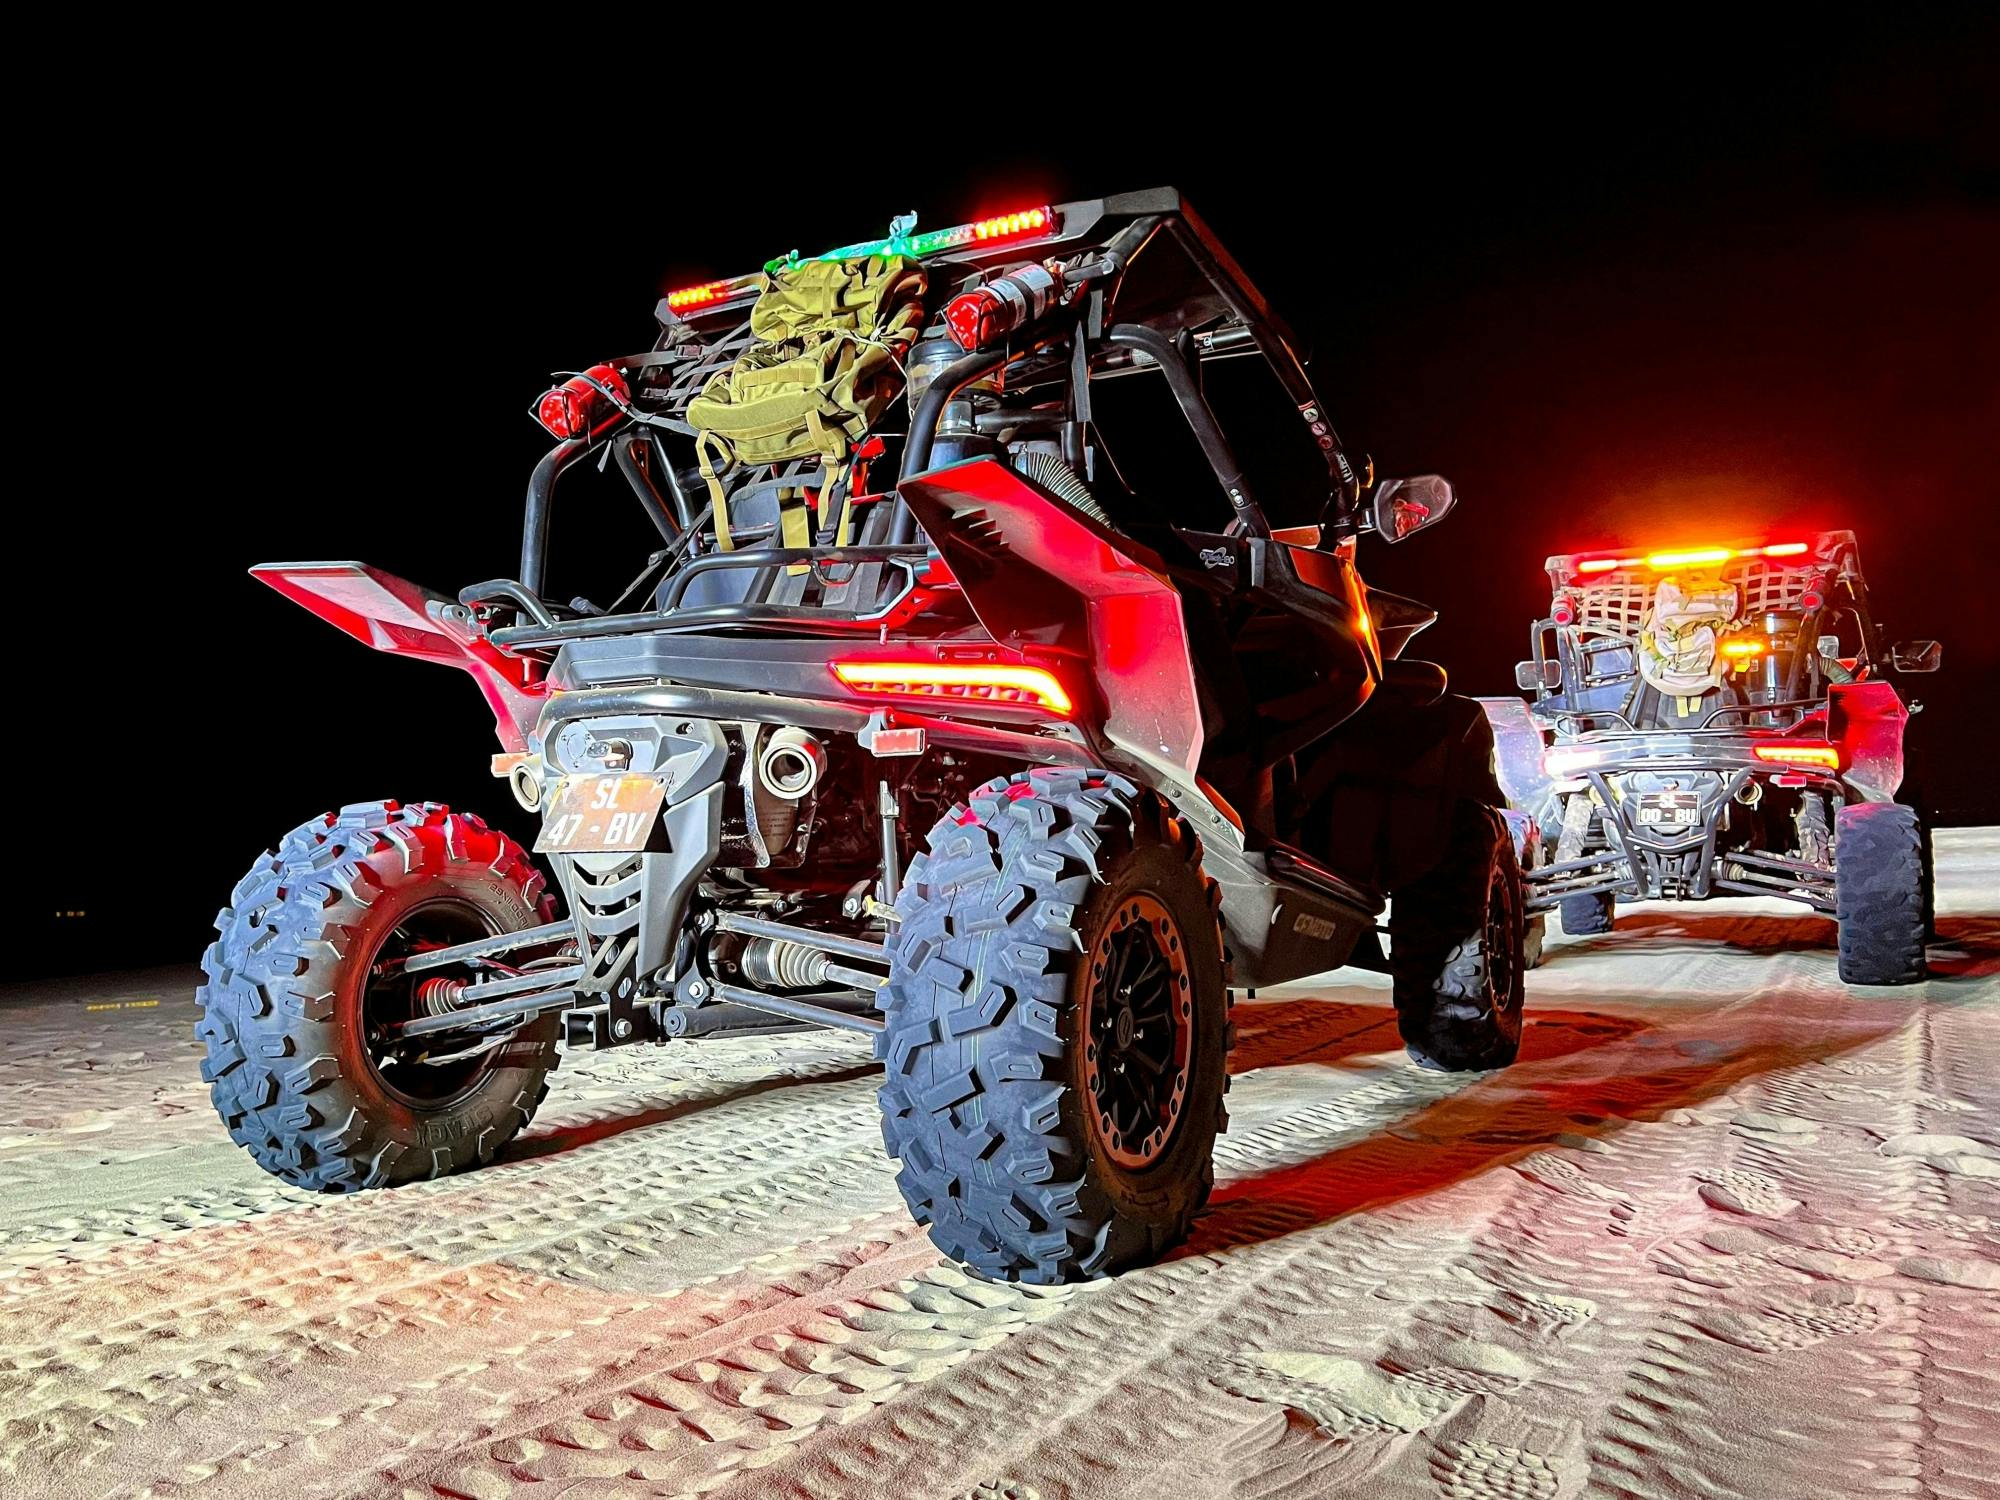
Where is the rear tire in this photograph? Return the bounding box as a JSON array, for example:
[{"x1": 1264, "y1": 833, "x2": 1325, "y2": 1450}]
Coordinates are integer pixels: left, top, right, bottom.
[
  {"x1": 196, "y1": 801, "x2": 562, "y2": 1191},
  {"x1": 877, "y1": 768, "x2": 1229, "y2": 1283},
  {"x1": 1391, "y1": 802, "x2": 1526, "y2": 1071},
  {"x1": 1834, "y1": 802, "x2": 1928, "y2": 985},
  {"x1": 1559, "y1": 891, "x2": 1616, "y2": 936}
]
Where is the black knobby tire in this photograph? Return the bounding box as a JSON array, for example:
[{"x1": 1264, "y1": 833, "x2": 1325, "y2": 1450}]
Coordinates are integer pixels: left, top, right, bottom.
[
  {"x1": 876, "y1": 768, "x2": 1230, "y2": 1283},
  {"x1": 1390, "y1": 802, "x2": 1527, "y2": 1071},
  {"x1": 196, "y1": 801, "x2": 563, "y2": 1191},
  {"x1": 1559, "y1": 890, "x2": 1615, "y2": 936},
  {"x1": 1834, "y1": 801, "x2": 1929, "y2": 985}
]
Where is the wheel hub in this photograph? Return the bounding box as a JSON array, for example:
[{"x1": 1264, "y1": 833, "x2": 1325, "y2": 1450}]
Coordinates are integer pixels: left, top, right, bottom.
[{"x1": 1081, "y1": 894, "x2": 1194, "y2": 1170}]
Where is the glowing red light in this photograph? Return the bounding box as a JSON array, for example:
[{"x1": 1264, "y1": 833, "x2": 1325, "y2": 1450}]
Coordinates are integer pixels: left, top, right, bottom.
[
  {"x1": 1752, "y1": 742, "x2": 1842, "y2": 770},
  {"x1": 832, "y1": 659, "x2": 1073, "y2": 716},
  {"x1": 666, "y1": 279, "x2": 733, "y2": 311},
  {"x1": 972, "y1": 208, "x2": 1048, "y2": 241}
]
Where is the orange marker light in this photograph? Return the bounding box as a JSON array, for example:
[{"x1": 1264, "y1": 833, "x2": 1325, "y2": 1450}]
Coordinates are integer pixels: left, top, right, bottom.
[
  {"x1": 1760, "y1": 541, "x2": 1809, "y2": 557},
  {"x1": 1721, "y1": 639, "x2": 1767, "y2": 657},
  {"x1": 832, "y1": 660, "x2": 1073, "y2": 716},
  {"x1": 1646, "y1": 546, "x2": 1735, "y2": 570},
  {"x1": 1577, "y1": 558, "x2": 1633, "y2": 574},
  {"x1": 1752, "y1": 742, "x2": 1842, "y2": 770}
]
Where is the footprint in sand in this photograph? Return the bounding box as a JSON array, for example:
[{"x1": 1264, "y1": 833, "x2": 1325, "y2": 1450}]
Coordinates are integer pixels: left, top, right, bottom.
[
  {"x1": 1428, "y1": 1396, "x2": 1588, "y2": 1500},
  {"x1": 1693, "y1": 1167, "x2": 1802, "y2": 1218},
  {"x1": 958, "y1": 1484, "x2": 1040, "y2": 1500},
  {"x1": 1216, "y1": 1351, "x2": 1460, "y2": 1437},
  {"x1": 1690, "y1": 1284, "x2": 1895, "y2": 1354},
  {"x1": 1877, "y1": 1133, "x2": 2000, "y2": 1178}
]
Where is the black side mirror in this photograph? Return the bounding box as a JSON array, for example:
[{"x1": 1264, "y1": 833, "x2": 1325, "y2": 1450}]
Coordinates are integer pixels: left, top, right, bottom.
[
  {"x1": 1890, "y1": 639, "x2": 1942, "y2": 672},
  {"x1": 1516, "y1": 659, "x2": 1562, "y2": 691},
  {"x1": 1369, "y1": 475, "x2": 1456, "y2": 542}
]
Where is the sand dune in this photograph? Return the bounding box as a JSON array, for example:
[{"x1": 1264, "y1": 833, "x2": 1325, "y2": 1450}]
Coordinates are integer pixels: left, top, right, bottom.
[{"x1": 1, "y1": 832, "x2": 1994, "y2": 1500}]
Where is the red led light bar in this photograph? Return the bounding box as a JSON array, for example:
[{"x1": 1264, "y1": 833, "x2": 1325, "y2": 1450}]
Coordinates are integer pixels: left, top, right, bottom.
[
  {"x1": 666, "y1": 279, "x2": 733, "y2": 311},
  {"x1": 1752, "y1": 741, "x2": 1842, "y2": 770},
  {"x1": 832, "y1": 660, "x2": 1073, "y2": 716},
  {"x1": 1571, "y1": 541, "x2": 1813, "y2": 577}
]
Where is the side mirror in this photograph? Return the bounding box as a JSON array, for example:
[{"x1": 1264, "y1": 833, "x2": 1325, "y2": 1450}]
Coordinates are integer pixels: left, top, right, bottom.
[
  {"x1": 1516, "y1": 659, "x2": 1562, "y2": 691},
  {"x1": 1890, "y1": 639, "x2": 1942, "y2": 673},
  {"x1": 1369, "y1": 475, "x2": 1456, "y2": 543}
]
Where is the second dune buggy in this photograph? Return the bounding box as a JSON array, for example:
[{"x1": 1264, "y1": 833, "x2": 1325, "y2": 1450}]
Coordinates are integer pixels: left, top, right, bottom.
[
  {"x1": 1481, "y1": 530, "x2": 1941, "y2": 984},
  {"x1": 199, "y1": 190, "x2": 1523, "y2": 1281}
]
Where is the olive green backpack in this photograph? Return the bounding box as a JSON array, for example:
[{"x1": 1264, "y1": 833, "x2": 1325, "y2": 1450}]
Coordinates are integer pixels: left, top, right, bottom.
[{"x1": 687, "y1": 254, "x2": 927, "y2": 560}]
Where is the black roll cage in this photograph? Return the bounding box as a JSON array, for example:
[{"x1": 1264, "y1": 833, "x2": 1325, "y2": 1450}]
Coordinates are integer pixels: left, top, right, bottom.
[{"x1": 486, "y1": 190, "x2": 1360, "y2": 646}]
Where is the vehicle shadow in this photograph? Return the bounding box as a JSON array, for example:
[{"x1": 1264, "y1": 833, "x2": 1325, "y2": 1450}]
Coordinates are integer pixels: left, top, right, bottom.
[
  {"x1": 1227, "y1": 998, "x2": 1403, "y2": 1074},
  {"x1": 1925, "y1": 915, "x2": 2000, "y2": 982},
  {"x1": 1181, "y1": 988, "x2": 1905, "y2": 1260},
  {"x1": 499, "y1": 1062, "x2": 881, "y2": 1162},
  {"x1": 1562, "y1": 910, "x2": 1998, "y2": 983}
]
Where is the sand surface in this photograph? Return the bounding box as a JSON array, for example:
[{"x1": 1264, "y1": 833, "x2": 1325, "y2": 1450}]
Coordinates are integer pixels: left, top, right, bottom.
[{"x1": 2, "y1": 831, "x2": 1994, "y2": 1500}]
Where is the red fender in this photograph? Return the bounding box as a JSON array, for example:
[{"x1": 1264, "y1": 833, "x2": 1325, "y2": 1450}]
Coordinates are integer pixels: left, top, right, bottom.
[
  {"x1": 1828, "y1": 679, "x2": 1908, "y2": 796},
  {"x1": 251, "y1": 562, "x2": 546, "y2": 751}
]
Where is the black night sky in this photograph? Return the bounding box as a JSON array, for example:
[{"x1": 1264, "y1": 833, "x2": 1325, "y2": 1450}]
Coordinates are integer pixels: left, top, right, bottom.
[{"x1": 19, "y1": 22, "x2": 1998, "y2": 977}]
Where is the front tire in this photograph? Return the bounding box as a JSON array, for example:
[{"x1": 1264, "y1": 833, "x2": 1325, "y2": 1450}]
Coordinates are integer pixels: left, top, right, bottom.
[
  {"x1": 1835, "y1": 802, "x2": 1928, "y2": 985},
  {"x1": 1390, "y1": 802, "x2": 1527, "y2": 1071},
  {"x1": 196, "y1": 801, "x2": 562, "y2": 1191},
  {"x1": 1559, "y1": 890, "x2": 1616, "y2": 936},
  {"x1": 877, "y1": 769, "x2": 1230, "y2": 1283}
]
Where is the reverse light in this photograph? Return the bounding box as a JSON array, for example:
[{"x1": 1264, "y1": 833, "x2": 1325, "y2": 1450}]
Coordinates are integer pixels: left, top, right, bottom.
[
  {"x1": 1752, "y1": 741, "x2": 1842, "y2": 770},
  {"x1": 532, "y1": 364, "x2": 628, "y2": 440},
  {"x1": 832, "y1": 660, "x2": 1073, "y2": 716}
]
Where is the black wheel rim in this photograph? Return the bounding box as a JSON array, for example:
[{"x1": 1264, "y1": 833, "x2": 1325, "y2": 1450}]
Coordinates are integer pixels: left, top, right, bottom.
[
  {"x1": 361, "y1": 899, "x2": 502, "y2": 1107},
  {"x1": 1081, "y1": 895, "x2": 1194, "y2": 1169}
]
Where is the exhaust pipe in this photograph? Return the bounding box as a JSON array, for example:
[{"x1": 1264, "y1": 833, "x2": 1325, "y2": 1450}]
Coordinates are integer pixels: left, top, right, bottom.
[
  {"x1": 758, "y1": 727, "x2": 827, "y2": 800},
  {"x1": 509, "y1": 759, "x2": 543, "y2": 812}
]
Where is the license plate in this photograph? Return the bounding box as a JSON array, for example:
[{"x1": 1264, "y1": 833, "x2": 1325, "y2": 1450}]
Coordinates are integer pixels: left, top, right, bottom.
[
  {"x1": 535, "y1": 774, "x2": 667, "y2": 854},
  {"x1": 1635, "y1": 793, "x2": 1702, "y2": 828}
]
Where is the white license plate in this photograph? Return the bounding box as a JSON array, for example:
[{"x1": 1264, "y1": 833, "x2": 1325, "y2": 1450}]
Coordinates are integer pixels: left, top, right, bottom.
[
  {"x1": 535, "y1": 774, "x2": 666, "y2": 854},
  {"x1": 1636, "y1": 796, "x2": 1701, "y2": 827}
]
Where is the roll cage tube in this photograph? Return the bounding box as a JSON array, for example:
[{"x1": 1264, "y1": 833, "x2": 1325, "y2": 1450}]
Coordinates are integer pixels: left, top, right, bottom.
[
  {"x1": 1158, "y1": 211, "x2": 1362, "y2": 531},
  {"x1": 1101, "y1": 324, "x2": 1268, "y2": 536}
]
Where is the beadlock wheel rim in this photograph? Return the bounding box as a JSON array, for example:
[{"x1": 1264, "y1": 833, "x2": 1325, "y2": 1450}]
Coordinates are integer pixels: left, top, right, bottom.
[{"x1": 1080, "y1": 894, "x2": 1194, "y2": 1170}]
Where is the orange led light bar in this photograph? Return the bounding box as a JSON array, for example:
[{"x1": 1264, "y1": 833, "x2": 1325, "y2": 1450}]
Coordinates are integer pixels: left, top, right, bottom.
[
  {"x1": 1721, "y1": 638, "x2": 1767, "y2": 657},
  {"x1": 1646, "y1": 546, "x2": 1734, "y2": 569},
  {"x1": 1752, "y1": 742, "x2": 1842, "y2": 770},
  {"x1": 832, "y1": 660, "x2": 1074, "y2": 716},
  {"x1": 1573, "y1": 541, "x2": 1812, "y2": 577}
]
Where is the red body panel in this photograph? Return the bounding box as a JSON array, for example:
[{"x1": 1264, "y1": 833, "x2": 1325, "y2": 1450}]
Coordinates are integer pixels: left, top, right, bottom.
[
  {"x1": 251, "y1": 562, "x2": 546, "y2": 751},
  {"x1": 1827, "y1": 679, "x2": 1908, "y2": 796},
  {"x1": 896, "y1": 459, "x2": 1204, "y2": 779}
]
